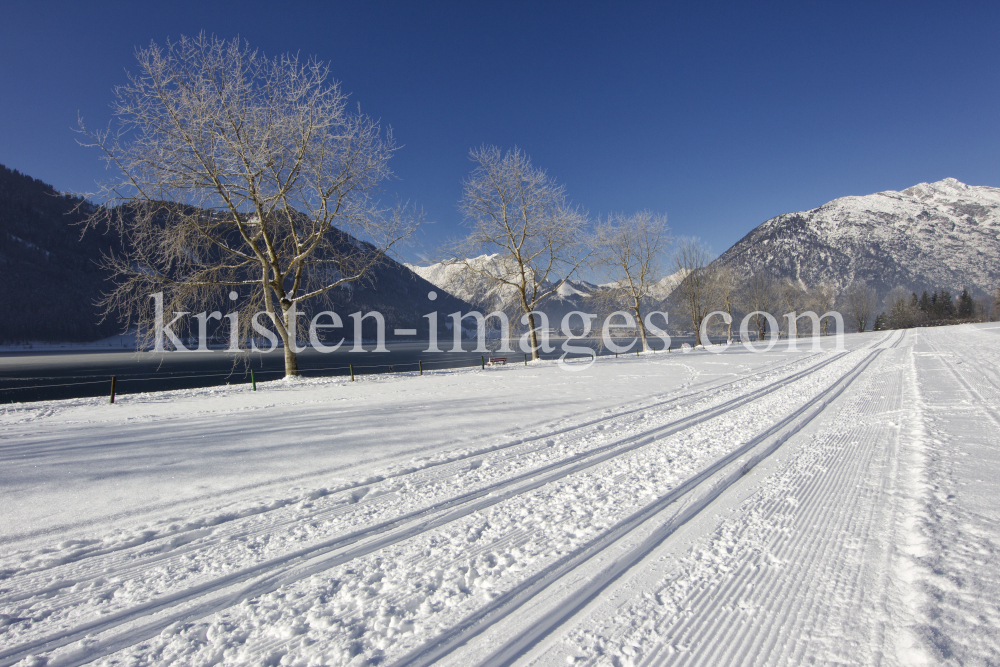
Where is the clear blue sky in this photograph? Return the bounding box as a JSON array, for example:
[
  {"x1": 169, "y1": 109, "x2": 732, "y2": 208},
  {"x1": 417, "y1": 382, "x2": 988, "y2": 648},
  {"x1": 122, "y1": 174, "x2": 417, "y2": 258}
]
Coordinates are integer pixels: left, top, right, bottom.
[{"x1": 2, "y1": 1, "x2": 998, "y2": 264}]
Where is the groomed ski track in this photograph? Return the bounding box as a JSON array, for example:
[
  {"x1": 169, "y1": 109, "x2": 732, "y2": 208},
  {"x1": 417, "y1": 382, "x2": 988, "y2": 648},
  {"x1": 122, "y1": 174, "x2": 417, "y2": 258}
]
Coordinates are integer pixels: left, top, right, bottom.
[{"x1": 2, "y1": 326, "x2": 996, "y2": 666}]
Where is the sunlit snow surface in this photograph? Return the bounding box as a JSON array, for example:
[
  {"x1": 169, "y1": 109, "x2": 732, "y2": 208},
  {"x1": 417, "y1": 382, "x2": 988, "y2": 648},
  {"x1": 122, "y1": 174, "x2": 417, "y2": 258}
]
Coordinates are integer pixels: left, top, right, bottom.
[{"x1": 1, "y1": 324, "x2": 998, "y2": 666}]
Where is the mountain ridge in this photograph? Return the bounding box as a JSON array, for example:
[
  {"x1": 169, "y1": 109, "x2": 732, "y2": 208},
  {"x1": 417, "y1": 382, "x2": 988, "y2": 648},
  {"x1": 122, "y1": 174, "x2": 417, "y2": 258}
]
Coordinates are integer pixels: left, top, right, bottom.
[{"x1": 715, "y1": 177, "x2": 1000, "y2": 298}]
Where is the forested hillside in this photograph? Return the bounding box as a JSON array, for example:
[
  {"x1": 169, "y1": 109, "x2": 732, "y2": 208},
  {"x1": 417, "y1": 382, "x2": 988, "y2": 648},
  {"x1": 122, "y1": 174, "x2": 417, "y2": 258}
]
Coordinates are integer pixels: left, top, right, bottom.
[
  {"x1": 0, "y1": 164, "x2": 123, "y2": 342},
  {"x1": 0, "y1": 164, "x2": 472, "y2": 344}
]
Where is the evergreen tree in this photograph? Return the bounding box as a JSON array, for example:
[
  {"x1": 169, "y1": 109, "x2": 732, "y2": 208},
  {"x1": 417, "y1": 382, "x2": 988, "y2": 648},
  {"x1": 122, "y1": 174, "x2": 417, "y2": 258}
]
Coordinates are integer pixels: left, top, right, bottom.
[
  {"x1": 873, "y1": 312, "x2": 888, "y2": 330},
  {"x1": 957, "y1": 288, "x2": 974, "y2": 318},
  {"x1": 919, "y1": 290, "x2": 931, "y2": 314},
  {"x1": 939, "y1": 289, "x2": 955, "y2": 319}
]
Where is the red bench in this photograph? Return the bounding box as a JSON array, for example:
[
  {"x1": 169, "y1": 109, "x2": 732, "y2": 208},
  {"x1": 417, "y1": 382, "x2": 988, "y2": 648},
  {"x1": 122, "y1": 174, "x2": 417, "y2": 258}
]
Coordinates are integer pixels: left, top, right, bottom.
[{"x1": 487, "y1": 355, "x2": 507, "y2": 366}]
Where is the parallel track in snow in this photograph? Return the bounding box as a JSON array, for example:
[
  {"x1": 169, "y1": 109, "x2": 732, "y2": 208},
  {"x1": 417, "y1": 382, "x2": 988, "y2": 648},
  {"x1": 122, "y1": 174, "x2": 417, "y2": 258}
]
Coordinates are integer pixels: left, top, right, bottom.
[
  {"x1": 630, "y1": 332, "x2": 908, "y2": 666},
  {"x1": 0, "y1": 351, "x2": 826, "y2": 611},
  {"x1": 391, "y1": 332, "x2": 901, "y2": 667},
  {"x1": 0, "y1": 349, "x2": 819, "y2": 576},
  {"x1": 0, "y1": 339, "x2": 890, "y2": 667}
]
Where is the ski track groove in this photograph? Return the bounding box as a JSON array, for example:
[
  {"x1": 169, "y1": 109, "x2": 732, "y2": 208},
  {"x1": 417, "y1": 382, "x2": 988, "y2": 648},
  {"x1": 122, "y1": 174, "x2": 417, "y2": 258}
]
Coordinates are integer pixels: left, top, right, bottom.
[{"x1": 576, "y1": 334, "x2": 908, "y2": 667}]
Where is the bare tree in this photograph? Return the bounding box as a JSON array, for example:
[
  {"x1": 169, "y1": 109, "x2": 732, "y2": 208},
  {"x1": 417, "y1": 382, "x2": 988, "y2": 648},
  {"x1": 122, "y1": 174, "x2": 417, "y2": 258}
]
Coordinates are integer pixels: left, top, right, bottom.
[
  {"x1": 974, "y1": 294, "x2": 995, "y2": 322},
  {"x1": 671, "y1": 239, "x2": 716, "y2": 346},
  {"x1": 844, "y1": 280, "x2": 878, "y2": 332},
  {"x1": 591, "y1": 211, "x2": 670, "y2": 351},
  {"x1": 884, "y1": 286, "x2": 915, "y2": 329},
  {"x1": 778, "y1": 278, "x2": 808, "y2": 335},
  {"x1": 451, "y1": 146, "x2": 588, "y2": 360},
  {"x1": 79, "y1": 34, "x2": 415, "y2": 376},
  {"x1": 710, "y1": 265, "x2": 738, "y2": 343},
  {"x1": 737, "y1": 271, "x2": 781, "y2": 341},
  {"x1": 807, "y1": 281, "x2": 838, "y2": 335}
]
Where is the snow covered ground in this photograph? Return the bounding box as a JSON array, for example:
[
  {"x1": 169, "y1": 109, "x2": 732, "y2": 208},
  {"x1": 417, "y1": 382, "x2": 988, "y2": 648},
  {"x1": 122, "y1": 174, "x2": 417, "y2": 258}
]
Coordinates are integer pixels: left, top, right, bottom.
[{"x1": 1, "y1": 324, "x2": 998, "y2": 666}]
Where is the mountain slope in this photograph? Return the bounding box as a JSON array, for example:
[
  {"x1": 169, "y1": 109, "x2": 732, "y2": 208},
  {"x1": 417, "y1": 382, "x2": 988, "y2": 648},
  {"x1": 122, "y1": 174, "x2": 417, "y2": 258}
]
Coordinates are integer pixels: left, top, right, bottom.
[
  {"x1": 0, "y1": 164, "x2": 124, "y2": 342},
  {"x1": 715, "y1": 178, "x2": 1000, "y2": 297},
  {"x1": 0, "y1": 164, "x2": 472, "y2": 343}
]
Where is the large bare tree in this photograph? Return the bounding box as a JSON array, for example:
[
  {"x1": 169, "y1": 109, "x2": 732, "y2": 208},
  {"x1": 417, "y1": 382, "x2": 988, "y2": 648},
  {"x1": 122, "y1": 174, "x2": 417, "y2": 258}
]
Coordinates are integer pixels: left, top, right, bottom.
[
  {"x1": 80, "y1": 34, "x2": 415, "y2": 376},
  {"x1": 710, "y1": 265, "x2": 738, "y2": 343},
  {"x1": 737, "y1": 271, "x2": 781, "y2": 341},
  {"x1": 671, "y1": 239, "x2": 716, "y2": 347},
  {"x1": 591, "y1": 211, "x2": 670, "y2": 351},
  {"x1": 451, "y1": 146, "x2": 588, "y2": 360},
  {"x1": 807, "y1": 281, "x2": 838, "y2": 335},
  {"x1": 844, "y1": 280, "x2": 878, "y2": 332}
]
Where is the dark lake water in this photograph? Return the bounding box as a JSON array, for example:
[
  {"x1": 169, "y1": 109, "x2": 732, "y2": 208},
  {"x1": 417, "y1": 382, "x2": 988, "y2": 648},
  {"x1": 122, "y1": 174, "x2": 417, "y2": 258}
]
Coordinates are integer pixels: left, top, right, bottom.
[{"x1": 0, "y1": 336, "x2": 698, "y2": 403}]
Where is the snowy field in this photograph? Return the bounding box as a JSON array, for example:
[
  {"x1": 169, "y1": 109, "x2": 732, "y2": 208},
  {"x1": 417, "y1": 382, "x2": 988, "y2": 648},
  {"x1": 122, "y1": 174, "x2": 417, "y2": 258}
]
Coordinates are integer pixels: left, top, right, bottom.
[{"x1": 1, "y1": 324, "x2": 998, "y2": 666}]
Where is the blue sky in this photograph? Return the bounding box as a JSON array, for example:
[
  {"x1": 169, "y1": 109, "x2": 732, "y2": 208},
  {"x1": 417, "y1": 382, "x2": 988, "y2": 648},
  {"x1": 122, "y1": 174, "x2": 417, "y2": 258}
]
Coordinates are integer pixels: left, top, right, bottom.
[{"x1": 2, "y1": 1, "x2": 998, "y2": 265}]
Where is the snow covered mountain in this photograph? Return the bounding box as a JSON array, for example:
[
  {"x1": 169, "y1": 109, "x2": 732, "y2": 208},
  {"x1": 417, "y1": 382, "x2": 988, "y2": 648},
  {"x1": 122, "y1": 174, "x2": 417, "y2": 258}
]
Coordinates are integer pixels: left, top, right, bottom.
[
  {"x1": 406, "y1": 256, "x2": 684, "y2": 325},
  {"x1": 405, "y1": 255, "x2": 517, "y2": 308},
  {"x1": 715, "y1": 178, "x2": 1000, "y2": 297}
]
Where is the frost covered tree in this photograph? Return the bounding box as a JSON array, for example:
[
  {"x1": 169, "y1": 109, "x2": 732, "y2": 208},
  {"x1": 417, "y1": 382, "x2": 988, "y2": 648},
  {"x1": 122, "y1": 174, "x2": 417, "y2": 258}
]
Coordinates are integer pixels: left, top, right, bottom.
[
  {"x1": 807, "y1": 281, "x2": 838, "y2": 335},
  {"x1": 591, "y1": 211, "x2": 670, "y2": 352},
  {"x1": 778, "y1": 278, "x2": 809, "y2": 334},
  {"x1": 737, "y1": 271, "x2": 781, "y2": 341},
  {"x1": 884, "y1": 286, "x2": 915, "y2": 329},
  {"x1": 450, "y1": 146, "x2": 588, "y2": 360},
  {"x1": 844, "y1": 280, "x2": 877, "y2": 332},
  {"x1": 671, "y1": 239, "x2": 717, "y2": 346},
  {"x1": 710, "y1": 266, "x2": 738, "y2": 343},
  {"x1": 79, "y1": 34, "x2": 415, "y2": 376}
]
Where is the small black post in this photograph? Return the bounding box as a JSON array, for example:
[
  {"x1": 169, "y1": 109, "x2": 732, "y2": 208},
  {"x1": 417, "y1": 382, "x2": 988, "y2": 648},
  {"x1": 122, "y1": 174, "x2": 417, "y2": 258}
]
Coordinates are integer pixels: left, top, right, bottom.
[
  {"x1": 349, "y1": 364, "x2": 355, "y2": 381},
  {"x1": 637, "y1": 346, "x2": 640, "y2": 357},
  {"x1": 524, "y1": 354, "x2": 528, "y2": 366},
  {"x1": 481, "y1": 355, "x2": 485, "y2": 370},
  {"x1": 419, "y1": 360, "x2": 423, "y2": 375},
  {"x1": 251, "y1": 369, "x2": 256, "y2": 391},
  {"x1": 109, "y1": 376, "x2": 117, "y2": 404}
]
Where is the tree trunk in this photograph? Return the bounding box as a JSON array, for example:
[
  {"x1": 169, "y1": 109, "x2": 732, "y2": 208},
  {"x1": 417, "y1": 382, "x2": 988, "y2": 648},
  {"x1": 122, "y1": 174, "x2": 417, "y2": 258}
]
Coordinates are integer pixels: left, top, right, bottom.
[
  {"x1": 526, "y1": 311, "x2": 540, "y2": 361},
  {"x1": 276, "y1": 304, "x2": 300, "y2": 377},
  {"x1": 633, "y1": 301, "x2": 649, "y2": 352},
  {"x1": 284, "y1": 345, "x2": 300, "y2": 376}
]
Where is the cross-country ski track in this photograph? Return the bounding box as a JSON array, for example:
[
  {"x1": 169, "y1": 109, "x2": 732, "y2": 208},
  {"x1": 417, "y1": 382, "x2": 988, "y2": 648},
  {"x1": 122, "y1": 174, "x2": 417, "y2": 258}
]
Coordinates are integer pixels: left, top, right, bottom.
[{"x1": 2, "y1": 325, "x2": 998, "y2": 666}]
